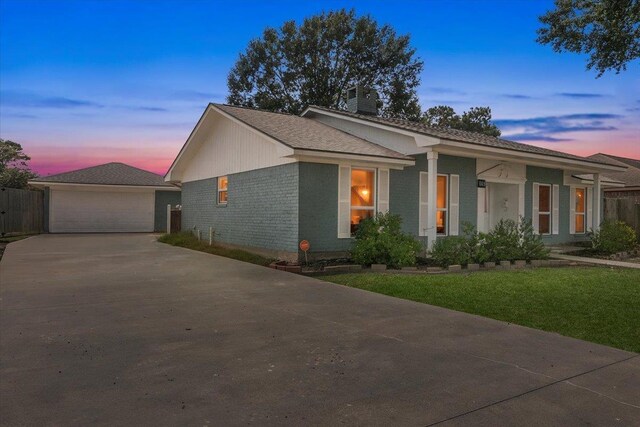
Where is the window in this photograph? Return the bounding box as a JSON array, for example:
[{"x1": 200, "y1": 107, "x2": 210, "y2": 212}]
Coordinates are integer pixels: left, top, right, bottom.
[
  {"x1": 436, "y1": 175, "x2": 448, "y2": 235},
  {"x1": 350, "y1": 168, "x2": 375, "y2": 234},
  {"x1": 538, "y1": 184, "x2": 551, "y2": 234},
  {"x1": 217, "y1": 176, "x2": 228, "y2": 205},
  {"x1": 575, "y1": 187, "x2": 586, "y2": 234}
]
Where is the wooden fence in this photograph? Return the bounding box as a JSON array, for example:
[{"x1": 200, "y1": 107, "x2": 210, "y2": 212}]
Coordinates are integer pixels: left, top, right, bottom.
[
  {"x1": 0, "y1": 187, "x2": 44, "y2": 235},
  {"x1": 604, "y1": 198, "x2": 640, "y2": 235}
]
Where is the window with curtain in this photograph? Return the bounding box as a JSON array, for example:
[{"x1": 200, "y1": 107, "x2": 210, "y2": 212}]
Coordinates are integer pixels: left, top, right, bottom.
[
  {"x1": 575, "y1": 187, "x2": 586, "y2": 233},
  {"x1": 436, "y1": 175, "x2": 448, "y2": 235},
  {"x1": 350, "y1": 169, "x2": 375, "y2": 234},
  {"x1": 217, "y1": 176, "x2": 228, "y2": 205},
  {"x1": 538, "y1": 184, "x2": 551, "y2": 234}
]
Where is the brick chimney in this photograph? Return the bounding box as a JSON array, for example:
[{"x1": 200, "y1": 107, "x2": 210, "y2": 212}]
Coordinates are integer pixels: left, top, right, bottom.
[{"x1": 346, "y1": 85, "x2": 378, "y2": 115}]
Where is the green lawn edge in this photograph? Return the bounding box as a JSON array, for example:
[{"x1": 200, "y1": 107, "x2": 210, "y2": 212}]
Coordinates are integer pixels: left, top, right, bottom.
[
  {"x1": 158, "y1": 232, "x2": 273, "y2": 266},
  {"x1": 319, "y1": 268, "x2": 640, "y2": 353}
]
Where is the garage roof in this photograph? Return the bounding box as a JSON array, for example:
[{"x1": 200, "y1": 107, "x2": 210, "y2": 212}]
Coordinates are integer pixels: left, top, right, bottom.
[{"x1": 31, "y1": 162, "x2": 175, "y2": 187}]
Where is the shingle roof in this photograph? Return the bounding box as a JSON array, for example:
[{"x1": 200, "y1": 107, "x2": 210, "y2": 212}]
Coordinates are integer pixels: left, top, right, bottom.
[
  {"x1": 214, "y1": 104, "x2": 412, "y2": 161},
  {"x1": 306, "y1": 105, "x2": 619, "y2": 167},
  {"x1": 32, "y1": 162, "x2": 174, "y2": 187},
  {"x1": 587, "y1": 153, "x2": 640, "y2": 187}
]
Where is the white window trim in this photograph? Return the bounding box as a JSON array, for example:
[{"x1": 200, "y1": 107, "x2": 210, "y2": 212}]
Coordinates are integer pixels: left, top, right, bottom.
[
  {"x1": 538, "y1": 183, "x2": 552, "y2": 235},
  {"x1": 574, "y1": 186, "x2": 587, "y2": 235},
  {"x1": 437, "y1": 173, "x2": 449, "y2": 236},
  {"x1": 217, "y1": 176, "x2": 228, "y2": 205}
]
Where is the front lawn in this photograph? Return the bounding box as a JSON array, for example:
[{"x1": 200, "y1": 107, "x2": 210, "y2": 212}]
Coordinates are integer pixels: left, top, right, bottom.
[
  {"x1": 320, "y1": 268, "x2": 640, "y2": 353},
  {"x1": 158, "y1": 232, "x2": 273, "y2": 266}
]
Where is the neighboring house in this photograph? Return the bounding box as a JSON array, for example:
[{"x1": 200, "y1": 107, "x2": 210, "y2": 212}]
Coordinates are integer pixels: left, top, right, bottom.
[
  {"x1": 587, "y1": 153, "x2": 640, "y2": 201},
  {"x1": 165, "y1": 88, "x2": 625, "y2": 261},
  {"x1": 587, "y1": 153, "x2": 640, "y2": 234},
  {"x1": 29, "y1": 162, "x2": 180, "y2": 233}
]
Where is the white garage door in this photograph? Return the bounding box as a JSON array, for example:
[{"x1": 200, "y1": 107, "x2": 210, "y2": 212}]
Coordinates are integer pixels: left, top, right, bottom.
[{"x1": 49, "y1": 188, "x2": 155, "y2": 233}]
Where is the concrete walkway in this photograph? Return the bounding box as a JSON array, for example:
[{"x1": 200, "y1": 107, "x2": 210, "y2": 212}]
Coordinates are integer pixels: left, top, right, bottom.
[
  {"x1": 1, "y1": 234, "x2": 638, "y2": 426},
  {"x1": 552, "y1": 253, "x2": 640, "y2": 269}
]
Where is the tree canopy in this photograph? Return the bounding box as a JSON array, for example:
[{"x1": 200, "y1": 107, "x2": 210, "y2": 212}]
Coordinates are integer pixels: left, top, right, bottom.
[
  {"x1": 537, "y1": 0, "x2": 640, "y2": 76},
  {"x1": 422, "y1": 106, "x2": 501, "y2": 137},
  {"x1": 227, "y1": 9, "x2": 424, "y2": 119},
  {"x1": 0, "y1": 139, "x2": 38, "y2": 189}
]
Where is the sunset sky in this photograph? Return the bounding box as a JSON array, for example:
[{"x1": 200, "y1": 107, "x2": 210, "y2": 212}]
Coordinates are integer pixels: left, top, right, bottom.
[{"x1": 1, "y1": 0, "x2": 638, "y2": 177}]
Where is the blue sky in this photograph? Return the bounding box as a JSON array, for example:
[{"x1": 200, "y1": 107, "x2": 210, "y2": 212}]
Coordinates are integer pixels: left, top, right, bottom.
[{"x1": 1, "y1": 0, "x2": 638, "y2": 175}]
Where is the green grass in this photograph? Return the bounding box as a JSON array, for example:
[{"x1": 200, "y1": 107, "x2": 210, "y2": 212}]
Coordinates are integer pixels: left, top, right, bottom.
[
  {"x1": 320, "y1": 268, "x2": 640, "y2": 353},
  {"x1": 158, "y1": 232, "x2": 273, "y2": 266},
  {"x1": 0, "y1": 234, "x2": 36, "y2": 243}
]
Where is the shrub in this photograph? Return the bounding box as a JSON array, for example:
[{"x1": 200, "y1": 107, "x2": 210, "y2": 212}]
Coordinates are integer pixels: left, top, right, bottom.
[
  {"x1": 482, "y1": 218, "x2": 549, "y2": 262},
  {"x1": 484, "y1": 219, "x2": 521, "y2": 262},
  {"x1": 430, "y1": 222, "x2": 489, "y2": 267},
  {"x1": 430, "y1": 219, "x2": 548, "y2": 267},
  {"x1": 516, "y1": 217, "x2": 549, "y2": 261},
  {"x1": 591, "y1": 221, "x2": 637, "y2": 254},
  {"x1": 351, "y1": 213, "x2": 423, "y2": 268},
  {"x1": 431, "y1": 236, "x2": 470, "y2": 267}
]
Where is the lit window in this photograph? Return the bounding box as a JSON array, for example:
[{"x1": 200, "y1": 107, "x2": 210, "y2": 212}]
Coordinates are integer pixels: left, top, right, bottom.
[
  {"x1": 217, "y1": 176, "x2": 228, "y2": 205},
  {"x1": 437, "y1": 175, "x2": 448, "y2": 235},
  {"x1": 575, "y1": 188, "x2": 586, "y2": 234},
  {"x1": 350, "y1": 169, "x2": 375, "y2": 234},
  {"x1": 538, "y1": 184, "x2": 551, "y2": 234}
]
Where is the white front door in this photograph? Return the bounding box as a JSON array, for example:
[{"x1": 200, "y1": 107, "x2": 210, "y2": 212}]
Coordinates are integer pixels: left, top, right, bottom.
[
  {"x1": 488, "y1": 183, "x2": 520, "y2": 229},
  {"x1": 478, "y1": 182, "x2": 522, "y2": 232}
]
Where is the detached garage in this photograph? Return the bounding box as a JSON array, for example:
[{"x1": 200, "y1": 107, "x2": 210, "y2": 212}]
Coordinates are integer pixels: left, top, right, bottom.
[{"x1": 29, "y1": 162, "x2": 180, "y2": 233}]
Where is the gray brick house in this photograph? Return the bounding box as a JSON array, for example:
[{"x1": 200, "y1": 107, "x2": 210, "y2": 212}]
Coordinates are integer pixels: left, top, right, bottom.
[{"x1": 166, "y1": 90, "x2": 625, "y2": 261}]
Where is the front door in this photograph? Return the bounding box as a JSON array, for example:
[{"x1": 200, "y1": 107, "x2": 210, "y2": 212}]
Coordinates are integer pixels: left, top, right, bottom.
[{"x1": 488, "y1": 182, "x2": 520, "y2": 229}]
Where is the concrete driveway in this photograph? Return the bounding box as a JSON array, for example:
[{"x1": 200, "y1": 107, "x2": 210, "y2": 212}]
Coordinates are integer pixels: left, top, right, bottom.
[{"x1": 1, "y1": 234, "x2": 638, "y2": 426}]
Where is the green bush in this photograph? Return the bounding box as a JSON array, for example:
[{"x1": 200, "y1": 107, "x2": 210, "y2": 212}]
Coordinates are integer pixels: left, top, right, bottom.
[
  {"x1": 591, "y1": 221, "x2": 637, "y2": 254},
  {"x1": 517, "y1": 218, "x2": 549, "y2": 261},
  {"x1": 484, "y1": 218, "x2": 549, "y2": 262},
  {"x1": 430, "y1": 223, "x2": 489, "y2": 267},
  {"x1": 431, "y1": 236, "x2": 470, "y2": 267},
  {"x1": 429, "y1": 219, "x2": 548, "y2": 267},
  {"x1": 483, "y1": 219, "x2": 521, "y2": 262},
  {"x1": 352, "y1": 213, "x2": 423, "y2": 268}
]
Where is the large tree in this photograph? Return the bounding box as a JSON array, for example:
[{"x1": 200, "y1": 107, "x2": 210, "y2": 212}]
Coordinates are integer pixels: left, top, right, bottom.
[
  {"x1": 422, "y1": 106, "x2": 501, "y2": 137},
  {"x1": 537, "y1": 0, "x2": 640, "y2": 76},
  {"x1": 227, "y1": 9, "x2": 424, "y2": 119},
  {"x1": 0, "y1": 139, "x2": 38, "y2": 189}
]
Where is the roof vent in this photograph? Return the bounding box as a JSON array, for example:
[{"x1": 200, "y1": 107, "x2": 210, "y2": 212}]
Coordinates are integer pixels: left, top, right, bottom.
[{"x1": 346, "y1": 85, "x2": 378, "y2": 115}]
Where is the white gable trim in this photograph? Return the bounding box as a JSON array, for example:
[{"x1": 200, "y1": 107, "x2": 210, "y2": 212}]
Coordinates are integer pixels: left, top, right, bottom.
[{"x1": 165, "y1": 104, "x2": 295, "y2": 183}]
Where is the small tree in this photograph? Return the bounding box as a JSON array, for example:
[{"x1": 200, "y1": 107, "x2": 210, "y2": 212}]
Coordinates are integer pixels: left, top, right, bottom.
[
  {"x1": 422, "y1": 105, "x2": 501, "y2": 137},
  {"x1": 0, "y1": 139, "x2": 37, "y2": 189}
]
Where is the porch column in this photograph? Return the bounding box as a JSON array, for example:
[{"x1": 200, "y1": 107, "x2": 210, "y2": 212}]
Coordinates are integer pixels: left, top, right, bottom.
[
  {"x1": 592, "y1": 173, "x2": 601, "y2": 231},
  {"x1": 427, "y1": 151, "x2": 438, "y2": 249}
]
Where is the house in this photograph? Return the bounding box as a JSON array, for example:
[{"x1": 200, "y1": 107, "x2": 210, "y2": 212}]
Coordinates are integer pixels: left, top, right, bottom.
[
  {"x1": 165, "y1": 88, "x2": 626, "y2": 261},
  {"x1": 587, "y1": 153, "x2": 640, "y2": 233},
  {"x1": 29, "y1": 162, "x2": 181, "y2": 233},
  {"x1": 587, "y1": 153, "x2": 640, "y2": 200}
]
